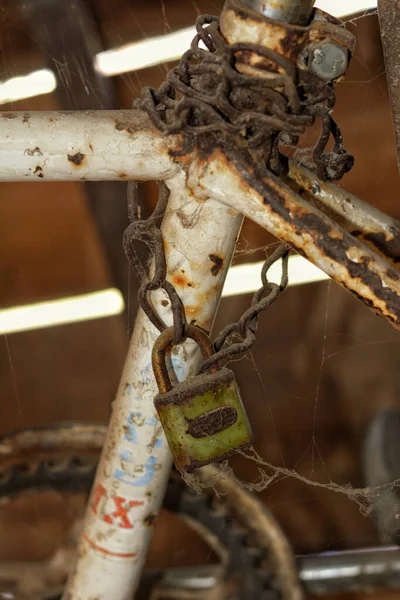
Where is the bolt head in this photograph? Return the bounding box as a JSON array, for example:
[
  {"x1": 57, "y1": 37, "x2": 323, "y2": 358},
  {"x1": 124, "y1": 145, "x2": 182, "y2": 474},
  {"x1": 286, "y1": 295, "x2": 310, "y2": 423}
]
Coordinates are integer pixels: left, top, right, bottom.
[{"x1": 309, "y1": 40, "x2": 348, "y2": 81}]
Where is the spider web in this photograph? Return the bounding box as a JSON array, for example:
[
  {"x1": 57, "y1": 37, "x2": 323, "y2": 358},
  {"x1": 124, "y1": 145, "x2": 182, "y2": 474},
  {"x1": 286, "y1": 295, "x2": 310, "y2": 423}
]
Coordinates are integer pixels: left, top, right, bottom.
[{"x1": 0, "y1": 0, "x2": 399, "y2": 583}]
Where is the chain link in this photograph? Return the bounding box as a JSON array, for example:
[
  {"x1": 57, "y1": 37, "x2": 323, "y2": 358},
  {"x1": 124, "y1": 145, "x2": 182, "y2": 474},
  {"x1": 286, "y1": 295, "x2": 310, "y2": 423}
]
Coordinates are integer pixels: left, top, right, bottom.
[
  {"x1": 199, "y1": 244, "x2": 289, "y2": 372},
  {"x1": 123, "y1": 181, "x2": 187, "y2": 343}
]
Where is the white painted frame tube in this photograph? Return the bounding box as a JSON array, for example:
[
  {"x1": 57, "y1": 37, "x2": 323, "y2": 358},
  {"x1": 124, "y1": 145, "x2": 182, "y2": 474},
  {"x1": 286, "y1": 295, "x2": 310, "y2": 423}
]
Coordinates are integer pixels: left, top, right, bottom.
[
  {"x1": 63, "y1": 171, "x2": 243, "y2": 599},
  {"x1": 188, "y1": 152, "x2": 400, "y2": 328},
  {"x1": 0, "y1": 110, "x2": 181, "y2": 182}
]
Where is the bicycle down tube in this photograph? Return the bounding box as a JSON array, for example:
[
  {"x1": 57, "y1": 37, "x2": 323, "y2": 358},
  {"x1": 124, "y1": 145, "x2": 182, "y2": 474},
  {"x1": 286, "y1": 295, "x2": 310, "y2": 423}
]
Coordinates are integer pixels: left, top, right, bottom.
[{"x1": 0, "y1": 1, "x2": 399, "y2": 599}]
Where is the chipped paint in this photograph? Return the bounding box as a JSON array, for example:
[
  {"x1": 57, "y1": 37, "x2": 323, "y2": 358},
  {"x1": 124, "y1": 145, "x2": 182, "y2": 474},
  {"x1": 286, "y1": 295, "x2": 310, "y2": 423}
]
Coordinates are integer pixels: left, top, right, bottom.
[
  {"x1": 24, "y1": 146, "x2": 43, "y2": 156},
  {"x1": 288, "y1": 160, "x2": 400, "y2": 265},
  {"x1": 220, "y1": 0, "x2": 354, "y2": 79},
  {"x1": 189, "y1": 149, "x2": 400, "y2": 329},
  {"x1": 68, "y1": 152, "x2": 85, "y2": 166},
  {"x1": 33, "y1": 165, "x2": 44, "y2": 178},
  {"x1": 209, "y1": 253, "x2": 224, "y2": 276},
  {"x1": 171, "y1": 272, "x2": 189, "y2": 287},
  {"x1": 143, "y1": 513, "x2": 157, "y2": 526}
]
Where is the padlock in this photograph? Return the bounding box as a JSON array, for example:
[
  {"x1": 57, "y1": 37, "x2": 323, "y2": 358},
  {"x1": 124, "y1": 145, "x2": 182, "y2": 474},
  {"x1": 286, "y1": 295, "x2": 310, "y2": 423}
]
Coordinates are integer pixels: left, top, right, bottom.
[{"x1": 152, "y1": 324, "x2": 252, "y2": 472}]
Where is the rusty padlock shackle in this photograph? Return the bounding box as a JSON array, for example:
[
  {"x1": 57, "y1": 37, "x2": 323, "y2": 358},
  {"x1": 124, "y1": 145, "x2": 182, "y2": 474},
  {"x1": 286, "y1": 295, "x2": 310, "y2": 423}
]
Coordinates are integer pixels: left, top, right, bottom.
[{"x1": 152, "y1": 324, "x2": 216, "y2": 394}]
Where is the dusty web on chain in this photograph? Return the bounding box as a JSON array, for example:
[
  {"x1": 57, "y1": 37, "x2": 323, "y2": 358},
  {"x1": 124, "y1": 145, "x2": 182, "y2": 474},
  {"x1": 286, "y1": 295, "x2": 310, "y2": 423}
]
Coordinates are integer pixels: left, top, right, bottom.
[{"x1": 183, "y1": 265, "x2": 400, "y2": 540}]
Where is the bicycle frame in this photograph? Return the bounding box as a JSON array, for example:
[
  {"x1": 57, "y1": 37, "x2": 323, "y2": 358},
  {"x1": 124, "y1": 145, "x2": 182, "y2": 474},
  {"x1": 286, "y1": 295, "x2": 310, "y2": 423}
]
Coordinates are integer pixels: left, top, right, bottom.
[{"x1": 0, "y1": 1, "x2": 399, "y2": 598}]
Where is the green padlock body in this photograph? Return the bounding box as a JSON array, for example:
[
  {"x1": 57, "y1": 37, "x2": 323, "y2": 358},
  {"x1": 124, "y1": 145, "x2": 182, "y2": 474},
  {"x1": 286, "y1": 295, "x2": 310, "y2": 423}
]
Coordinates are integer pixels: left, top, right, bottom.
[{"x1": 154, "y1": 367, "x2": 252, "y2": 472}]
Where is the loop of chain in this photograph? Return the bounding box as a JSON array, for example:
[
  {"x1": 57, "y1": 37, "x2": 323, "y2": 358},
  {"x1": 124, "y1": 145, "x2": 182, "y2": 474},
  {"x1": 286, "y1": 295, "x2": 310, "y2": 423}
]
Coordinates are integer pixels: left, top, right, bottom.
[
  {"x1": 198, "y1": 244, "x2": 289, "y2": 373},
  {"x1": 123, "y1": 181, "x2": 187, "y2": 343},
  {"x1": 134, "y1": 14, "x2": 354, "y2": 181}
]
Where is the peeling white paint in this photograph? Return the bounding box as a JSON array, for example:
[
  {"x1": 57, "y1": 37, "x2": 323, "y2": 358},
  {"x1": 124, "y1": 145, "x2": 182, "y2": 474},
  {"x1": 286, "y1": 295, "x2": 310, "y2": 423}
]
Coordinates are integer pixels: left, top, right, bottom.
[{"x1": 63, "y1": 176, "x2": 243, "y2": 599}]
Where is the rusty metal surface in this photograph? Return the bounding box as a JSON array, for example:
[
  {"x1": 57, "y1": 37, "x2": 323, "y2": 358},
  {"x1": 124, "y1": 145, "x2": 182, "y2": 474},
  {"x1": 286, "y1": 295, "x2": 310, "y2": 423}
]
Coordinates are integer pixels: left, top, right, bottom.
[
  {"x1": 189, "y1": 149, "x2": 400, "y2": 329},
  {"x1": 137, "y1": 6, "x2": 355, "y2": 190},
  {"x1": 154, "y1": 366, "x2": 252, "y2": 472},
  {"x1": 241, "y1": 0, "x2": 315, "y2": 25},
  {"x1": 123, "y1": 181, "x2": 189, "y2": 340},
  {"x1": 188, "y1": 406, "x2": 238, "y2": 438},
  {"x1": 200, "y1": 244, "x2": 289, "y2": 369},
  {"x1": 152, "y1": 324, "x2": 215, "y2": 395},
  {"x1": 378, "y1": 0, "x2": 400, "y2": 173},
  {"x1": 220, "y1": 0, "x2": 355, "y2": 67},
  {"x1": 152, "y1": 325, "x2": 253, "y2": 473},
  {"x1": 288, "y1": 159, "x2": 400, "y2": 265}
]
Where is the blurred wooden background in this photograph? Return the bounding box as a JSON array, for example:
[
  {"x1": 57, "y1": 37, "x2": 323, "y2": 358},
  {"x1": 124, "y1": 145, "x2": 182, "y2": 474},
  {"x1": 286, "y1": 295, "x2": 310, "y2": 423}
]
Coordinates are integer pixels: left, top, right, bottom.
[{"x1": 0, "y1": 1, "x2": 399, "y2": 597}]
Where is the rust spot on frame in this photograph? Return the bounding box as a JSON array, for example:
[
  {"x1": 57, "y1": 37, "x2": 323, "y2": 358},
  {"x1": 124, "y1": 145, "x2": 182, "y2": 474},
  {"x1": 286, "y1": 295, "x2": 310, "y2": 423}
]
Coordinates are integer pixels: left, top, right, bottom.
[
  {"x1": 185, "y1": 305, "x2": 201, "y2": 319},
  {"x1": 68, "y1": 152, "x2": 85, "y2": 166},
  {"x1": 208, "y1": 147, "x2": 399, "y2": 327},
  {"x1": 209, "y1": 253, "x2": 224, "y2": 276},
  {"x1": 364, "y1": 231, "x2": 400, "y2": 265},
  {"x1": 119, "y1": 172, "x2": 128, "y2": 179},
  {"x1": 33, "y1": 166, "x2": 44, "y2": 178},
  {"x1": 143, "y1": 513, "x2": 157, "y2": 526},
  {"x1": 260, "y1": 164, "x2": 399, "y2": 321},
  {"x1": 172, "y1": 273, "x2": 189, "y2": 287},
  {"x1": 176, "y1": 208, "x2": 197, "y2": 229},
  {"x1": 115, "y1": 120, "x2": 137, "y2": 134},
  {"x1": 24, "y1": 147, "x2": 43, "y2": 157},
  {"x1": 387, "y1": 268, "x2": 400, "y2": 281},
  {"x1": 168, "y1": 134, "x2": 195, "y2": 161}
]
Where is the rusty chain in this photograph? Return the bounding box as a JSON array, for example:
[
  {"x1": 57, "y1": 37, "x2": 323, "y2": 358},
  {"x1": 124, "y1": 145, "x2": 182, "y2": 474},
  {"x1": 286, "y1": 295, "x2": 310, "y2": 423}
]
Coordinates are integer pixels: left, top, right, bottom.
[
  {"x1": 199, "y1": 244, "x2": 289, "y2": 372},
  {"x1": 125, "y1": 12, "x2": 354, "y2": 363},
  {"x1": 133, "y1": 14, "x2": 354, "y2": 181},
  {"x1": 123, "y1": 180, "x2": 187, "y2": 343}
]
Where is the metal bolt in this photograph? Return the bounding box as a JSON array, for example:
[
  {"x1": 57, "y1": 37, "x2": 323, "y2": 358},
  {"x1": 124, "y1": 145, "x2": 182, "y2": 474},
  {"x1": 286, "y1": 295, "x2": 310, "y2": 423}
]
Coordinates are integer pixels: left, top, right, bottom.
[{"x1": 309, "y1": 40, "x2": 348, "y2": 81}]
